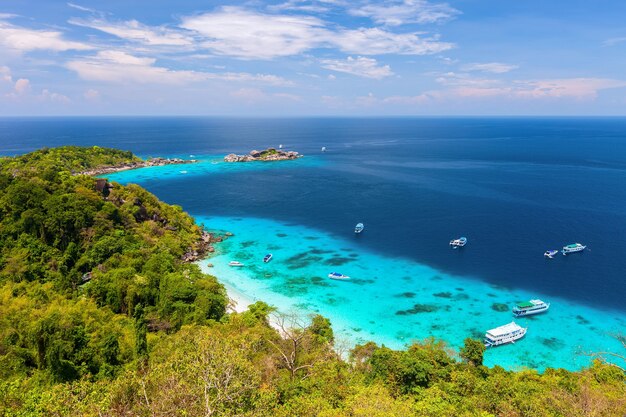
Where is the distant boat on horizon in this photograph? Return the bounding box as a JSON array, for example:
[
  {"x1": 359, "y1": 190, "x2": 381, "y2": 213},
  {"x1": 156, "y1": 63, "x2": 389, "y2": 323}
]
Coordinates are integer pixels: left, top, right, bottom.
[
  {"x1": 321, "y1": 146, "x2": 326, "y2": 152},
  {"x1": 354, "y1": 222, "x2": 364, "y2": 234}
]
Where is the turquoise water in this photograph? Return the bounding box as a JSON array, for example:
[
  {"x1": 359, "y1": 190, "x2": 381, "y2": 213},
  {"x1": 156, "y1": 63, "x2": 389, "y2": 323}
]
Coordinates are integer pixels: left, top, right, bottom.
[
  {"x1": 198, "y1": 215, "x2": 625, "y2": 371},
  {"x1": 103, "y1": 158, "x2": 625, "y2": 371}
]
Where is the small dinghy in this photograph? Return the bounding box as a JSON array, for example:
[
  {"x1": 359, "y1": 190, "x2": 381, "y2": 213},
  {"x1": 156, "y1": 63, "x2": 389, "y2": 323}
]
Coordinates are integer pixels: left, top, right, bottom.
[
  {"x1": 328, "y1": 272, "x2": 350, "y2": 280},
  {"x1": 228, "y1": 261, "x2": 244, "y2": 267},
  {"x1": 544, "y1": 250, "x2": 558, "y2": 259},
  {"x1": 263, "y1": 253, "x2": 273, "y2": 263}
]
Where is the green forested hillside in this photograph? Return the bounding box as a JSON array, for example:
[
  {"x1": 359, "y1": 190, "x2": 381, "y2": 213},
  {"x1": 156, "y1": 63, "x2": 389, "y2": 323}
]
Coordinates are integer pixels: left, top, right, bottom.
[{"x1": 0, "y1": 147, "x2": 623, "y2": 416}]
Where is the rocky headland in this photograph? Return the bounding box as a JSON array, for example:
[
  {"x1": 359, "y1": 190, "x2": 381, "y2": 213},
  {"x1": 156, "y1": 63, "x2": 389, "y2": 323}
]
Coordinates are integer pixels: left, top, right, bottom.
[
  {"x1": 224, "y1": 148, "x2": 302, "y2": 162},
  {"x1": 75, "y1": 157, "x2": 197, "y2": 176}
]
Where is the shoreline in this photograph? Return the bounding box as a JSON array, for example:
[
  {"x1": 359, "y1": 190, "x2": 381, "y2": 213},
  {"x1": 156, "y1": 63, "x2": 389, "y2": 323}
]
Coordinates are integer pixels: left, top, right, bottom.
[{"x1": 76, "y1": 156, "x2": 197, "y2": 176}]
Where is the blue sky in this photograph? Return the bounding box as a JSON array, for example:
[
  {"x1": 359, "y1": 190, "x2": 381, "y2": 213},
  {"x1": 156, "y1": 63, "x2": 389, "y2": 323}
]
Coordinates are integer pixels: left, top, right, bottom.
[{"x1": 1, "y1": 0, "x2": 626, "y2": 115}]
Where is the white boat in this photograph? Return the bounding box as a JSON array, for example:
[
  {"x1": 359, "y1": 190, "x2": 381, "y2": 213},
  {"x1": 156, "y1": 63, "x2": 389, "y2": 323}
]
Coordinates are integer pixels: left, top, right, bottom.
[
  {"x1": 484, "y1": 322, "x2": 527, "y2": 347},
  {"x1": 279, "y1": 144, "x2": 283, "y2": 149},
  {"x1": 354, "y1": 223, "x2": 364, "y2": 234},
  {"x1": 544, "y1": 250, "x2": 558, "y2": 258},
  {"x1": 263, "y1": 253, "x2": 273, "y2": 263},
  {"x1": 328, "y1": 272, "x2": 350, "y2": 280},
  {"x1": 513, "y1": 299, "x2": 550, "y2": 317},
  {"x1": 228, "y1": 261, "x2": 244, "y2": 267},
  {"x1": 321, "y1": 146, "x2": 326, "y2": 152},
  {"x1": 562, "y1": 243, "x2": 586, "y2": 255},
  {"x1": 450, "y1": 237, "x2": 467, "y2": 248}
]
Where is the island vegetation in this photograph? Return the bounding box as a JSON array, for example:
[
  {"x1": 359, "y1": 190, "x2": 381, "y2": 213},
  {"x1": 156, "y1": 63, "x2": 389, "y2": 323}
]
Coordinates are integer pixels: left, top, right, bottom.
[
  {"x1": 224, "y1": 148, "x2": 301, "y2": 162},
  {"x1": 0, "y1": 146, "x2": 624, "y2": 416}
]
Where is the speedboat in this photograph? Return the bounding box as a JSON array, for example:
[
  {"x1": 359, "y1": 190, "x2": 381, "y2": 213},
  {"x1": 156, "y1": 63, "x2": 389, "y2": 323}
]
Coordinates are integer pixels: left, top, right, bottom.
[
  {"x1": 544, "y1": 250, "x2": 558, "y2": 258},
  {"x1": 263, "y1": 253, "x2": 273, "y2": 263},
  {"x1": 228, "y1": 261, "x2": 244, "y2": 267},
  {"x1": 354, "y1": 223, "x2": 364, "y2": 234},
  {"x1": 562, "y1": 243, "x2": 586, "y2": 255},
  {"x1": 328, "y1": 272, "x2": 350, "y2": 280},
  {"x1": 484, "y1": 322, "x2": 527, "y2": 347},
  {"x1": 450, "y1": 237, "x2": 467, "y2": 248},
  {"x1": 513, "y1": 299, "x2": 550, "y2": 317}
]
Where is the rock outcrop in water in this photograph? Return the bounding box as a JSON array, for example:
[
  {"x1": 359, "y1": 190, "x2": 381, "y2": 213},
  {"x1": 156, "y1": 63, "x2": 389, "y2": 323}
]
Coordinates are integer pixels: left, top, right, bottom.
[{"x1": 224, "y1": 148, "x2": 302, "y2": 162}]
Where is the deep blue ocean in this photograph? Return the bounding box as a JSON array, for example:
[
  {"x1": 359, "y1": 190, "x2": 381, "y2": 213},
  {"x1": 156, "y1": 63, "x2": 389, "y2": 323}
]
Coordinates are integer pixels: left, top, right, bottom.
[{"x1": 2, "y1": 117, "x2": 625, "y2": 370}]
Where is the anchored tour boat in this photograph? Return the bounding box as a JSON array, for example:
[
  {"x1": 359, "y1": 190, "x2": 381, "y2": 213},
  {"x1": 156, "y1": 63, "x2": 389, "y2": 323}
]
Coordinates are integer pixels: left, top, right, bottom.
[
  {"x1": 355, "y1": 223, "x2": 364, "y2": 234},
  {"x1": 562, "y1": 243, "x2": 586, "y2": 255},
  {"x1": 513, "y1": 299, "x2": 550, "y2": 317},
  {"x1": 484, "y1": 322, "x2": 527, "y2": 347},
  {"x1": 450, "y1": 237, "x2": 467, "y2": 248}
]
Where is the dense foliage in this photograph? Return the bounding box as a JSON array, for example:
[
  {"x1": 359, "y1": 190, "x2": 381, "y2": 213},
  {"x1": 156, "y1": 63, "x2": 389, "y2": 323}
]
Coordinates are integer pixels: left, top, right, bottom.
[{"x1": 0, "y1": 147, "x2": 624, "y2": 416}]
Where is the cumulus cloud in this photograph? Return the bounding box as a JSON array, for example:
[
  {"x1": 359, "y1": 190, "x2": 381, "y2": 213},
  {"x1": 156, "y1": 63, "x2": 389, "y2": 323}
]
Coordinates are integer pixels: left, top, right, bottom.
[
  {"x1": 39, "y1": 89, "x2": 71, "y2": 103},
  {"x1": 0, "y1": 66, "x2": 12, "y2": 83},
  {"x1": 66, "y1": 50, "x2": 292, "y2": 85},
  {"x1": 14, "y1": 78, "x2": 31, "y2": 95},
  {"x1": 179, "y1": 7, "x2": 453, "y2": 59},
  {"x1": 69, "y1": 17, "x2": 194, "y2": 46},
  {"x1": 0, "y1": 18, "x2": 92, "y2": 52},
  {"x1": 84, "y1": 88, "x2": 100, "y2": 100},
  {"x1": 350, "y1": 0, "x2": 460, "y2": 26},
  {"x1": 462, "y1": 62, "x2": 518, "y2": 74},
  {"x1": 321, "y1": 56, "x2": 393, "y2": 79}
]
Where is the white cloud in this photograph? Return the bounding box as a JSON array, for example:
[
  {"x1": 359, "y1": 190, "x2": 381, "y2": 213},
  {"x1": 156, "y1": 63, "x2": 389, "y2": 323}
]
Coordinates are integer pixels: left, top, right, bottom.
[
  {"x1": 603, "y1": 36, "x2": 626, "y2": 46},
  {"x1": 181, "y1": 7, "x2": 327, "y2": 59},
  {"x1": 434, "y1": 75, "x2": 626, "y2": 100},
  {"x1": 229, "y1": 88, "x2": 301, "y2": 104},
  {"x1": 350, "y1": 0, "x2": 460, "y2": 26},
  {"x1": 70, "y1": 18, "x2": 193, "y2": 46},
  {"x1": 66, "y1": 50, "x2": 292, "y2": 85},
  {"x1": 12, "y1": 78, "x2": 31, "y2": 96},
  {"x1": 0, "y1": 18, "x2": 93, "y2": 52},
  {"x1": 382, "y1": 93, "x2": 434, "y2": 104},
  {"x1": 334, "y1": 27, "x2": 453, "y2": 55},
  {"x1": 67, "y1": 2, "x2": 99, "y2": 13},
  {"x1": 39, "y1": 89, "x2": 71, "y2": 104},
  {"x1": 462, "y1": 62, "x2": 518, "y2": 74},
  {"x1": 0, "y1": 66, "x2": 12, "y2": 83},
  {"x1": 514, "y1": 78, "x2": 626, "y2": 99},
  {"x1": 179, "y1": 7, "x2": 453, "y2": 59},
  {"x1": 84, "y1": 88, "x2": 100, "y2": 100},
  {"x1": 321, "y1": 56, "x2": 393, "y2": 79}
]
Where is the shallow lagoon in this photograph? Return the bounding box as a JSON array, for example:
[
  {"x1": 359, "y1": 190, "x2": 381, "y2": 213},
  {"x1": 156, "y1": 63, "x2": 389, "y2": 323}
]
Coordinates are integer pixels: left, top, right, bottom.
[{"x1": 197, "y1": 215, "x2": 625, "y2": 371}]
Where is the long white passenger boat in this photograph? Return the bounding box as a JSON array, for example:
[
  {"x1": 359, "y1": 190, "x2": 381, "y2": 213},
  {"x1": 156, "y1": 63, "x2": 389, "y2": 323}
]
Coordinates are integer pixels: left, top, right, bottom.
[
  {"x1": 562, "y1": 243, "x2": 586, "y2": 255},
  {"x1": 484, "y1": 322, "x2": 527, "y2": 347},
  {"x1": 512, "y1": 299, "x2": 550, "y2": 317}
]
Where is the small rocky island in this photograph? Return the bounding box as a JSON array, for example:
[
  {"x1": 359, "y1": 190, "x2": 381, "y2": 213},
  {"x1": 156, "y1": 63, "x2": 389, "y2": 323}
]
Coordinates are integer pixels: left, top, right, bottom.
[{"x1": 224, "y1": 148, "x2": 302, "y2": 162}]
